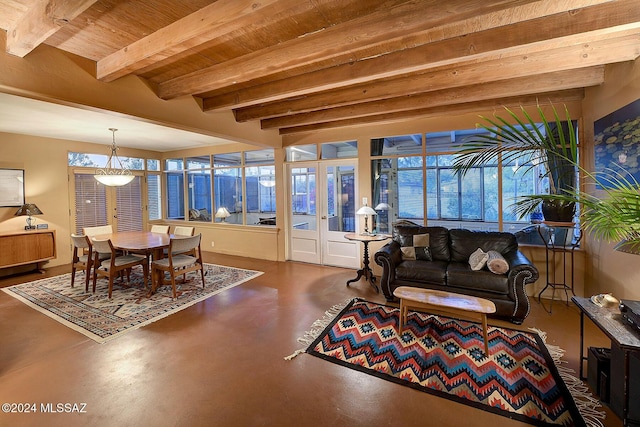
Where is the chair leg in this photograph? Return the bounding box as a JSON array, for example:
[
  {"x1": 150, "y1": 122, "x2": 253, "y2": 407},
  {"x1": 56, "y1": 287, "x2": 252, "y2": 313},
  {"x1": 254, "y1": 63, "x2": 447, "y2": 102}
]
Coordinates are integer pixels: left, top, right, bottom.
[
  {"x1": 71, "y1": 265, "x2": 76, "y2": 288},
  {"x1": 171, "y1": 272, "x2": 177, "y2": 300},
  {"x1": 199, "y1": 265, "x2": 205, "y2": 288},
  {"x1": 85, "y1": 260, "x2": 92, "y2": 293},
  {"x1": 108, "y1": 276, "x2": 114, "y2": 299}
]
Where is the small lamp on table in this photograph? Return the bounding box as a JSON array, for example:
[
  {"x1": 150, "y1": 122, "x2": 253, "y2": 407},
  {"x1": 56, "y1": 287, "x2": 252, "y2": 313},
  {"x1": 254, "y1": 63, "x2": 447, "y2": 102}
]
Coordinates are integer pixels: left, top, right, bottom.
[
  {"x1": 215, "y1": 207, "x2": 231, "y2": 223},
  {"x1": 15, "y1": 203, "x2": 43, "y2": 230},
  {"x1": 356, "y1": 205, "x2": 377, "y2": 236}
]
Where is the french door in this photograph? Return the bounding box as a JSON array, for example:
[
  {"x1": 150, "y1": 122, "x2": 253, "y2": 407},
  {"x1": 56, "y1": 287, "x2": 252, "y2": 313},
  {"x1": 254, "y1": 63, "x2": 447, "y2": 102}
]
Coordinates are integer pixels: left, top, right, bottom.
[
  {"x1": 72, "y1": 172, "x2": 144, "y2": 234},
  {"x1": 287, "y1": 161, "x2": 359, "y2": 268}
]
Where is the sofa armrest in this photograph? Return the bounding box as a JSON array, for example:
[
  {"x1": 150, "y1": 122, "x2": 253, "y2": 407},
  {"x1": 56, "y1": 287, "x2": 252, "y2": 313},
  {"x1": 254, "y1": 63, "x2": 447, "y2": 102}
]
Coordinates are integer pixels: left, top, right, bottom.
[
  {"x1": 503, "y1": 250, "x2": 539, "y2": 323},
  {"x1": 374, "y1": 241, "x2": 402, "y2": 300}
]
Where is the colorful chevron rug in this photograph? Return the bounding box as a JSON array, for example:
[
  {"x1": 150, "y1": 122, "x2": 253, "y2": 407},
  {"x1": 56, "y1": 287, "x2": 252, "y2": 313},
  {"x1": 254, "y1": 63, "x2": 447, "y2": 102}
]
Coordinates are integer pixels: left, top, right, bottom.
[
  {"x1": 287, "y1": 299, "x2": 603, "y2": 427},
  {"x1": 2, "y1": 263, "x2": 262, "y2": 343}
]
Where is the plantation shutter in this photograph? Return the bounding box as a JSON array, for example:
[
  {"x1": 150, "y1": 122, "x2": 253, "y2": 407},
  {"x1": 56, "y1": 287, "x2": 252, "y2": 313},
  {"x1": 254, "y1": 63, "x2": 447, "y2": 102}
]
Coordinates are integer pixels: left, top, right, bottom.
[
  {"x1": 115, "y1": 176, "x2": 143, "y2": 232},
  {"x1": 74, "y1": 173, "x2": 108, "y2": 235}
]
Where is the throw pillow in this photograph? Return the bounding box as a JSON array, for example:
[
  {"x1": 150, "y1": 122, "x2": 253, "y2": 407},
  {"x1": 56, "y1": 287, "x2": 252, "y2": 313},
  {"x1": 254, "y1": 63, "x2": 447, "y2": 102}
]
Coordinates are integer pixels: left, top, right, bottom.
[
  {"x1": 486, "y1": 250, "x2": 509, "y2": 274},
  {"x1": 469, "y1": 248, "x2": 489, "y2": 271},
  {"x1": 399, "y1": 233, "x2": 432, "y2": 261}
]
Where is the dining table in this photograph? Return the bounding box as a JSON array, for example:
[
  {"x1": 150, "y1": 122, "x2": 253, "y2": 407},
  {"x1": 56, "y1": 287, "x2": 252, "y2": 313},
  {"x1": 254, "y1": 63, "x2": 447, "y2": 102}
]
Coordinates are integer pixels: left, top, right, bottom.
[
  {"x1": 93, "y1": 230, "x2": 172, "y2": 260},
  {"x1": 92, "y1": 231, "x2": 173, "y2": 294}
]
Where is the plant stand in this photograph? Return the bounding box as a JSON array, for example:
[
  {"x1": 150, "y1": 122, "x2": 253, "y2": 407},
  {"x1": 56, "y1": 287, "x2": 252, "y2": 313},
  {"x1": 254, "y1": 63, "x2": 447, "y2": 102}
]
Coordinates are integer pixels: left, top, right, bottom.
[{"x1": 536, "y1": 222, "x2": 582, "y2": 314}]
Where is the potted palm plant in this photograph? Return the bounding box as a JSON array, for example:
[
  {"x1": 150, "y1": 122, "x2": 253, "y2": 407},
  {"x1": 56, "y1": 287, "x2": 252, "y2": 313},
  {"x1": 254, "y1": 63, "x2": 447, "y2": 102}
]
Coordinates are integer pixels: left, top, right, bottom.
[
  {"x1": 453, "y1": 103, "x2": 640, "y2": 251},
  {"x1": 453, "y1": 103, "x2": 579, "y2": 222}
]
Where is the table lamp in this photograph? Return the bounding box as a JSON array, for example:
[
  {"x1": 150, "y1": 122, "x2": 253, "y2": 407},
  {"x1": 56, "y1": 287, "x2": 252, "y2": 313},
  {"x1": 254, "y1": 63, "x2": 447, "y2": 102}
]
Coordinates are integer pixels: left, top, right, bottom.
[
  {"x1": 15, "y1": 203, "x2": 43, "y2": 230},
  {"x1": 356, "y1": 205, "x2": 377, "y2": 236},
  {"x1": 215, "y1": 207, "x2": 231, "y2": 223}
]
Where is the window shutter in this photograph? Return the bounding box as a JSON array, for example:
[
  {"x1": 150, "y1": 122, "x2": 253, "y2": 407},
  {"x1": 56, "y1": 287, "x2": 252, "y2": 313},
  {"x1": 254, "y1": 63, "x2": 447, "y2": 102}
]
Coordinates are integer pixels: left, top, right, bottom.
[
  {"x1": 116, "y1": 176, "x2": 143, "y2": 232},
  {"x1": 75, "y1": 173, "x2": 107, "y2": 234}
]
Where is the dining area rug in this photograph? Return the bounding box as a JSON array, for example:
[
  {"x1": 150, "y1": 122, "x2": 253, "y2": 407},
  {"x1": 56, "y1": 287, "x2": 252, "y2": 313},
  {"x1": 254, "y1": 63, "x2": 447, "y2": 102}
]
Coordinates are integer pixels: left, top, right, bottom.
[
  {"x1": 2, "y1": 263, "x2": 262, "y2": 343},
  {"x1": 286, "y1": 298, "x2": 604, "y2": 427}
]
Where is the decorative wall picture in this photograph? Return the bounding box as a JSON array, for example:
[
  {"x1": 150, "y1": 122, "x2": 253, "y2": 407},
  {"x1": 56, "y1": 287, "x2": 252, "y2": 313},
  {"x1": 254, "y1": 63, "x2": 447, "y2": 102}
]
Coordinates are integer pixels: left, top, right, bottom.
[
  {"x1": 0, "y1": 169, "x2": 25, "y2": 207},
  {"x1": 593, "y1": 98, "x2": 640, "y2": 188}
]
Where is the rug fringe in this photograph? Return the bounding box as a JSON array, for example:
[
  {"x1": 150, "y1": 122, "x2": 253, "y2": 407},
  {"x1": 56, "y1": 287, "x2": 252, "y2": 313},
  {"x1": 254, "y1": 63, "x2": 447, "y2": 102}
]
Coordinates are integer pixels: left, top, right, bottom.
[
  {"x1": 284, "y1": 298, "x2": 355, "y2": 360},
  {"x1": 529, "y1": 328, "x2": 606, "y2": 427}
]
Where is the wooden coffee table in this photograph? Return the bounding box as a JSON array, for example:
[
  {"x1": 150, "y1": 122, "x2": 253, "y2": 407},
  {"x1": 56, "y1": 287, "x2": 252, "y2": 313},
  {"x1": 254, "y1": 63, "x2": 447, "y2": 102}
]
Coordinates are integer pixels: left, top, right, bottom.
[{"x1": 393, "y1": 286, "x2": 496, "y2": 354}]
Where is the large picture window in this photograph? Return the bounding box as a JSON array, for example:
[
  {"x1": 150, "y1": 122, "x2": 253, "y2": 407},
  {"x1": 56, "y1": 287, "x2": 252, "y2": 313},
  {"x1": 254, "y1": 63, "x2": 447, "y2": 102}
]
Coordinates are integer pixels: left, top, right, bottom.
[{"x1": 372, "y1": 128, "x2": 558, "y2": 235}]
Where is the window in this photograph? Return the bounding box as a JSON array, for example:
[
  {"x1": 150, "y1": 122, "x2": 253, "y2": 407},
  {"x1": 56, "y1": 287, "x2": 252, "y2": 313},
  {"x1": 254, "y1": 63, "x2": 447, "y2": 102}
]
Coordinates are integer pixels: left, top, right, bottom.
[
  {"x1": 285, "y1": 145, "x2": 317, "y2": 162},
  {"x1": 291, "y1": 167, "x2": 316, "y2": 216},
  {"x1": 372, "y1": 126, "x2": 561, "y2": 234},
  {"x1": 187, "y1": 156, "x2": 212, "y2": 222},
  {"x1": 147, "y1": 174, "x2": 161, "y2": 220},
  {"x1": 165, "y1": 158, "x2": 184, "y2": 220},
  {"x1": 213, "y1": 167, "x2": 241, "y2": 224}
]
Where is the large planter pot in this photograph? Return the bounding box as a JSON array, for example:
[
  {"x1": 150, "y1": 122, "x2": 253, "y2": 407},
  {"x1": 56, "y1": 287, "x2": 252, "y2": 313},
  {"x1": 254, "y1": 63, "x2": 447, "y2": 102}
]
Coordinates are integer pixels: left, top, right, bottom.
[{"x1": 541, "y1": 199, "x2": 576, "y2": 223}]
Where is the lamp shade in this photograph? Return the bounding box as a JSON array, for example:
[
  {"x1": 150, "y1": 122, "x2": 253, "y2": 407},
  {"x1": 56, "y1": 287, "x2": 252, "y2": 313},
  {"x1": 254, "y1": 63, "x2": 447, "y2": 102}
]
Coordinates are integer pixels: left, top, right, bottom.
[
  {"x1": 356, "y1": 206, "x2": 377, "y2": 216},
  {"x1": 15, "y1": 203, "x2": 43, "y2": 217},
  {"x1": 374, "y1": 202, "x2": 390, "y2": 211},
  {"x1": 215, "y1": 207, "x2": 231, "y2": 219}
]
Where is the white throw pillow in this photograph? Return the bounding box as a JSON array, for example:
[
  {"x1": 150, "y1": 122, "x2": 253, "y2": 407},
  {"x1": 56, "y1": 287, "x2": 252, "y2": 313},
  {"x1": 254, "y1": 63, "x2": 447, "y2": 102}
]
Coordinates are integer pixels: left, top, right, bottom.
[
  {"x1": 469, "y1": 248, "x2": 489, "y2": 271},
  {"x1": 487, "y1": 250, "x2": 509, "y2": 274}
]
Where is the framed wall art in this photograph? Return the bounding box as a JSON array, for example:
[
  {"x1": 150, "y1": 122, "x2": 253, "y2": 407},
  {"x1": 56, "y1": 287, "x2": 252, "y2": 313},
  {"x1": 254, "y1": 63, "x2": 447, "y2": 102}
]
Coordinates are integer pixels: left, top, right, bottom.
[
  {"x1": 0, "y1": 169, "x2": 25, "y2": 207},
  {"x1": 593, "y1": 98, "x2": 640, "y2": 189}
]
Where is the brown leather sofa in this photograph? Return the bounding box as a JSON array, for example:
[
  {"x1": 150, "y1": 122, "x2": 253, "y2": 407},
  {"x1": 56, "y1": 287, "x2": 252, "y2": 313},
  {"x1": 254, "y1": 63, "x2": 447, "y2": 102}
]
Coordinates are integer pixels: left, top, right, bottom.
[{"x1": 374, "y1": 221, "x2": 539, "y2": 324}]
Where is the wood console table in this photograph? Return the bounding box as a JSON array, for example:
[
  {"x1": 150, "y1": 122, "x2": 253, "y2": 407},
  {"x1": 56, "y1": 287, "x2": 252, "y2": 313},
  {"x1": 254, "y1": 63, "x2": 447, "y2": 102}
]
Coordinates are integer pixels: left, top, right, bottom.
[{"x1": 0, "y1": 229, "x2": 56, "y2": 273}]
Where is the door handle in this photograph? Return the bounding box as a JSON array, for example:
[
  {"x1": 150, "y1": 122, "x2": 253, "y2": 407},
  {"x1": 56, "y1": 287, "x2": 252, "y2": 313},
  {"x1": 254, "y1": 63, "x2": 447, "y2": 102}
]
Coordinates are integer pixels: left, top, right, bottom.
[{"x1": 321, "y1": 216, "x2": 327, "y2": 219}]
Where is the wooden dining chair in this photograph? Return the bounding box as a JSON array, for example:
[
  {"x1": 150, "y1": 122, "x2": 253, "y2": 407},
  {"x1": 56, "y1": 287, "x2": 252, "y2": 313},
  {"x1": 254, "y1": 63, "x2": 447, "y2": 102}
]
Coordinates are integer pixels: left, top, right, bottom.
[
  {"x1": 168, "y1": 226, "x2": 198, "y2": 282},
  {"x1": 70, "y1": 234, "x2": 95, "y2": 292},
  {"x1": 91, "y1": 238, "x2": 149, "y2": 298},
  {"x1": 83, "y1": 225, "x2": 113, "y2": 237},
  {"x1": 173, "y1": 226, "x2": 195, "y2": 237},
  {"x1": 151, "y1": 234, "x2": 205, "y2": 299},
  {"x1": 150, "y1": 225, "x2": 170, "y2": 233}
]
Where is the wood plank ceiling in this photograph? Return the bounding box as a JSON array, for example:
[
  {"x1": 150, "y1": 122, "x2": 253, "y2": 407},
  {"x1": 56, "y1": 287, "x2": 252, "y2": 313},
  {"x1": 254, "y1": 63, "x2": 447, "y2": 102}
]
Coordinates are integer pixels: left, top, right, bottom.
[{"x1": 1, "y1": 0, "x2": 640, "y2": 135}]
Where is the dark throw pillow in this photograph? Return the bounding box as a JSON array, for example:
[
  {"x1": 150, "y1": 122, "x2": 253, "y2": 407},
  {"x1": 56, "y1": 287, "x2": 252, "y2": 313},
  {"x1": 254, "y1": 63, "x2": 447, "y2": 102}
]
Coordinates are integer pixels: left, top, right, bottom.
[{"x1": 399, "y1": 233, "x2": 432, "y2": 261}]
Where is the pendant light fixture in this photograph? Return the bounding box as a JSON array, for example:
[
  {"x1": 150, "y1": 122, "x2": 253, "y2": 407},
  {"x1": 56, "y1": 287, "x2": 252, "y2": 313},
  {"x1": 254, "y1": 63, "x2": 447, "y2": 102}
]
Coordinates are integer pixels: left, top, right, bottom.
[{"x1": 94, "y1": 128, "x2": 135, "y2": 186}]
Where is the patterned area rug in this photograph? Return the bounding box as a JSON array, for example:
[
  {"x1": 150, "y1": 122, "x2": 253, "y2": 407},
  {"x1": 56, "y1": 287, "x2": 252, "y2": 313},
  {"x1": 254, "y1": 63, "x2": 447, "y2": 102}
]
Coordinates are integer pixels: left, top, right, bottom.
[
  {"x1": 288, "y1": 299, "x2": 603, "y2": 427},
  {"x1": 2, "y1": 263, "x2": 262, "y2": 343}
]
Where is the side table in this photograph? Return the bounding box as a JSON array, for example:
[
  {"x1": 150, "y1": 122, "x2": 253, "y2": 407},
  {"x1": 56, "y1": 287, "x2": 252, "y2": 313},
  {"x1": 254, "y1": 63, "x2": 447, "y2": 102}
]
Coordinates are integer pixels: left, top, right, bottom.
[
  {"x1": 344, "y1": 233, "x2": 389, "y2": 293},
  {"x1": 573, "y1": 296, "x2": 640, "y2": 426},
  {"x1": 536, "y1": 222, "x2": 581, "y2": 313}
]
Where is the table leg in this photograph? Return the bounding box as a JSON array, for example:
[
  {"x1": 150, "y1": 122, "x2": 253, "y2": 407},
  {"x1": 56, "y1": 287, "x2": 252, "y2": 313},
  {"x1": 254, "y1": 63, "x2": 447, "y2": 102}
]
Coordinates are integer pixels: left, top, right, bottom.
[
  {"x1": 482, "y1": 314, "x2": 490, "y2": 355},
  {"x1": 346, "y1": 241, "x2": 379, "y2": 293},
  {"x1": 579, "y1": 310, "x2": 586, "y2": 380}
]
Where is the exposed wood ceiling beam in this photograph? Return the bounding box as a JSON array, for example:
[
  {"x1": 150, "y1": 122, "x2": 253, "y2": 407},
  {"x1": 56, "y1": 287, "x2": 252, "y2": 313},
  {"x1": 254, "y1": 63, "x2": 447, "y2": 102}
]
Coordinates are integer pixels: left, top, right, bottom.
[
  {"x1": 5, "y1": 0, "x2": 97, "y2": 57},
  {"x1": 242, "y1": 33, "x2": 639, "y2": 124},
  {"x1": 157, "y1": 0, "x2": 546, "y2": 100},
  {"x1": 278, "y1": 89, "x2": 585, "y2": 135},
  {"x1": 207, "y1": 0, "x2": 638, "y2": 112},
  {"x1": 260, "y1": 67, "x2": 605, "y2": 129},
  {"x1": 96, "y1": 0, "x2": 346, "y2": 82}
]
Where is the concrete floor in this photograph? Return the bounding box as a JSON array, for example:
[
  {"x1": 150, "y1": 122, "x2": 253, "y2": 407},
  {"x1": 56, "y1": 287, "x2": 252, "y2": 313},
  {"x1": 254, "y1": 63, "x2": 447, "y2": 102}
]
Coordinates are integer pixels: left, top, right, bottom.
[{"x1": 0, "y1": 252, "x2": 621, "y2": 426}]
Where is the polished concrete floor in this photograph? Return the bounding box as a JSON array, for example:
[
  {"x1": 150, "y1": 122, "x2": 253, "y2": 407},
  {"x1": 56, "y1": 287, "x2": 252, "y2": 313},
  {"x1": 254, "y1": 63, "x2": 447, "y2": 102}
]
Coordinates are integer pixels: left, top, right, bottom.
[{"x1": 0, "y1": 253, "x2": 621, "y2": 426}]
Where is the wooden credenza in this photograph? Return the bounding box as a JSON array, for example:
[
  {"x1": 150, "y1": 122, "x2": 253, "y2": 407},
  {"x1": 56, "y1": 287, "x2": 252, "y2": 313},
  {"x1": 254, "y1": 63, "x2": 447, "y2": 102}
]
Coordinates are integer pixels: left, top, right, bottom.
[{"x1": 0, "y1": 229, "x2": 56, "y2": 272}]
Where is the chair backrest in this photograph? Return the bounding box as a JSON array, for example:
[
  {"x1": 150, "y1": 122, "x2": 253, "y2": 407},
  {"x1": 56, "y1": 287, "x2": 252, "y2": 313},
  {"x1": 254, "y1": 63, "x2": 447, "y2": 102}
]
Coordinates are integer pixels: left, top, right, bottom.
[
  {"x1": 170, "y1": 234, "x2": 201, "y2": 255},
  {"x1": 150, "y1": 225, "x2": 170, "y2": 234},
  {"x1": 173, "y1": 226, "x2": 195, "y2": 236},
  {"x1": 84, "y1": 225, "x2": 113, "y2": 237},
  {"x1": 71, "y1": 233, "x2": 91, "y2": 249},
  {"x1": 91, "y1": 238, "x2": 115, "y2": 256}
]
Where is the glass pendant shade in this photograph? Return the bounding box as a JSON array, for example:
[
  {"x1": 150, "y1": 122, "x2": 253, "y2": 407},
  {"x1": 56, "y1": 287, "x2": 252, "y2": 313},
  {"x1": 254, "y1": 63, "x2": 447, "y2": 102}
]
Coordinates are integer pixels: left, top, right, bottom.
[{"x1": 94, "y1": 128, "x2": 134, "y2": 186}]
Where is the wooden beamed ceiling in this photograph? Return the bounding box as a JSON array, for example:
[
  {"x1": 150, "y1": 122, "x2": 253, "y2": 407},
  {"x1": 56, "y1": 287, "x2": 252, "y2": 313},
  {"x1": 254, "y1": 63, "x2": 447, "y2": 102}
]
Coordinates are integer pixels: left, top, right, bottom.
[{"x1": 2, "y1": 0, "x2": 640, "y2": 135}]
